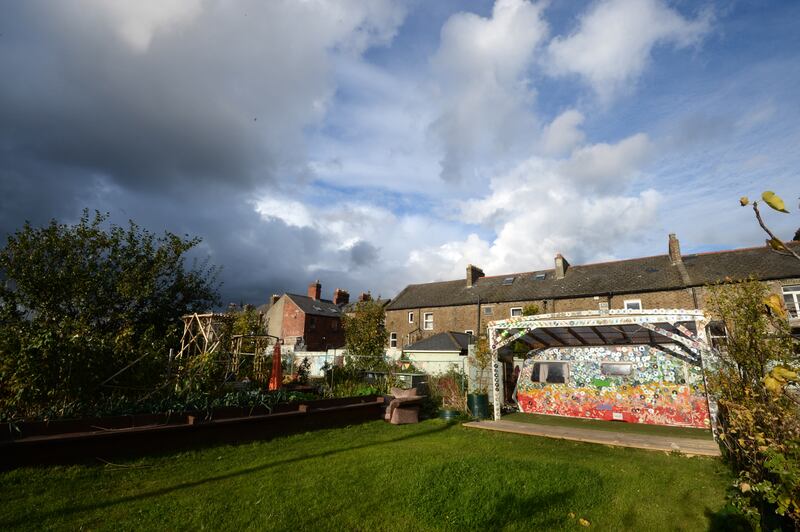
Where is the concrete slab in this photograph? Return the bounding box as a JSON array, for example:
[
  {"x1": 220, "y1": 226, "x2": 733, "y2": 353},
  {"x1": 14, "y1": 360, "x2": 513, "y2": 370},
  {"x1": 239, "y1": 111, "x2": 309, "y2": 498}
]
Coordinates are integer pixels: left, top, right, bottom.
[{"x1": 463, "y1": 419, "x2": 720, "y2": 457}]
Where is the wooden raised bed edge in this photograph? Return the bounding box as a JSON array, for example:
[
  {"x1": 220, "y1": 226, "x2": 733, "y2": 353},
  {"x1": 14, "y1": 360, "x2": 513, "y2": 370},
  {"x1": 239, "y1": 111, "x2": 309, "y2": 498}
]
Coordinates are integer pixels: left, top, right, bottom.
[
  {"x1": 1, "y1": 395, "x2": 381, "y2": 441},
  {"x1": 0, "y1": 396, "x2": 386, "y2": 470}
]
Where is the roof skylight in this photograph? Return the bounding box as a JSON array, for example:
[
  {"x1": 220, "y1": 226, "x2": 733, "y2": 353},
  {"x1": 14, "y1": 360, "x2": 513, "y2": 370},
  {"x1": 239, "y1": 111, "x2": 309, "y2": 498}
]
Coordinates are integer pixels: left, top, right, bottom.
[{"x1": 502, "y1": 277, "x2": 515, "y2": 285}]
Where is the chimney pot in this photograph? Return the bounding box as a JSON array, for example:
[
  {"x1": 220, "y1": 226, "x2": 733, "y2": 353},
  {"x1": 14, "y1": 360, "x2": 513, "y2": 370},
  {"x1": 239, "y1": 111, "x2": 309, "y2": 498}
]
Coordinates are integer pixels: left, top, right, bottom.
[
  {"x1": 308, "y1": 280, "x2": 321, "y2": 300},
  {"x1": 554, "y1": 254, "x2": 569, "y2": 280},
  {"x1": 358, "y1": 291, "x2": 372, "y2": 302},
  {"x1": 270, "y1": 294, "x2": 280, "y2": 306},
  {"x1": 466, "y1": 264, "x2": 485, "y2": 287},
  {"x1": 333, "y1": 288, "x2": 350, "y2": 305},
  {"x1": 668, "y1": 233, "x2": 682, "y2": 264}
]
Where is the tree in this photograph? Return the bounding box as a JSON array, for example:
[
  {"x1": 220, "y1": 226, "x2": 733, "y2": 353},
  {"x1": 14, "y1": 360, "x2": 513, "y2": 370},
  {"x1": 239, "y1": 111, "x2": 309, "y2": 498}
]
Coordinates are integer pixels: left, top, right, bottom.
[
  {"x1": 706, "y1": 280, "x2": 799, "y2": 528},
  {"x1": 522, "y1": 303, "x2": 540, "y2": 316},
  {"x1": 0, "y1": 210, "x2": 220, "y2": 419},
  {"x1": 342, "y1": 299, "x2": 388, "y2": 370}
]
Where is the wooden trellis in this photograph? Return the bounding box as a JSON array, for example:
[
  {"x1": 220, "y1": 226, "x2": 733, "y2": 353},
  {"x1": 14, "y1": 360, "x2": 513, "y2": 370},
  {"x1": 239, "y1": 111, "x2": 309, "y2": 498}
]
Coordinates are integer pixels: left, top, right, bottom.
[
  {"x1": 230, "y1": 334, "x2": 274, "y2": 381},
  {"x1": 176, "y1": 312, "x2": 236, "y2": 360}
]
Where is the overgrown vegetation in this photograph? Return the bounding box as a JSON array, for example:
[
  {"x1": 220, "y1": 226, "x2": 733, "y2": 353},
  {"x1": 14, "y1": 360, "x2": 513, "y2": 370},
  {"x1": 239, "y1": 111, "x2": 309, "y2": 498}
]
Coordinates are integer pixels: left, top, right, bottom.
[
  {"x1": 706, "y1": 279, "x2": 799, "y2": 529},
  {"x1": 0, "y1": 211, "x2": 220, "y2": 421},
  {"x1": 342, "y1": 299, "x2": 388, "y2": 370}
]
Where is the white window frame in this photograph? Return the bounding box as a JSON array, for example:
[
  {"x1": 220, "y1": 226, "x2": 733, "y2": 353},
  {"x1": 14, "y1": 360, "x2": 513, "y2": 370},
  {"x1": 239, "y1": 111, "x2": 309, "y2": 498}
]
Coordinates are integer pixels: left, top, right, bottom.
[
  {"x1": 423, "y1": 312, "x2": 434, "y2": 330},
  {"x1": 783, "y1": 285, "x2": 800, "y2": 319},
  {"x1": 389, "y1": 332, "x2": 397, "y2": 348},
  {"x1": 510, "y1": 307, "x2": 523, "y2": 317},
  {"x1": 464, "y1": 330, "x2": 474, "y2": 336},
  {"x1": 623, "y1": 299, "x2": 642, "y2": 310},
  {"x1": 408, "y1": 311, "x2": 414, "y2": 323}
]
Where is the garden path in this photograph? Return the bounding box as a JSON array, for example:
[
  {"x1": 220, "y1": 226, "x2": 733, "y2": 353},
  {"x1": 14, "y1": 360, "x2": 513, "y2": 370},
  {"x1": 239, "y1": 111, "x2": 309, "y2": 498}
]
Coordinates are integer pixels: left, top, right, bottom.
[{"x1": 463, "y1": 419, "x2": 721, "y2": 457}]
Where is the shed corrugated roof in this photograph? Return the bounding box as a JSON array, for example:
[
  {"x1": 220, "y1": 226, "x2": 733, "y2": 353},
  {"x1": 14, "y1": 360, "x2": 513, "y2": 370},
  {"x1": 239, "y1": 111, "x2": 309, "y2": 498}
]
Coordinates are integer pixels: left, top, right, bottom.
[{"x1": 386, "y1": 243, "x2": 800, "y2": 311}]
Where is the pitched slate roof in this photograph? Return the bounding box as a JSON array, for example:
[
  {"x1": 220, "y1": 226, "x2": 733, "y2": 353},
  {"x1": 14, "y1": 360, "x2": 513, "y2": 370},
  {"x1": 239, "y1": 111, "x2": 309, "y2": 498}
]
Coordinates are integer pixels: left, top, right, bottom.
[
  {"x1": 341, "y1": 298, "x2": 392, "y2": 314},
  {"x1": 404, "y1": 331, "x2": 473, "y2": 352},
  {"x1": 285, "y1": 293, "x2": 344, "y2": 317},
  {"x1": 386, "y1": 243, "x2": 800, "y2": 311}
]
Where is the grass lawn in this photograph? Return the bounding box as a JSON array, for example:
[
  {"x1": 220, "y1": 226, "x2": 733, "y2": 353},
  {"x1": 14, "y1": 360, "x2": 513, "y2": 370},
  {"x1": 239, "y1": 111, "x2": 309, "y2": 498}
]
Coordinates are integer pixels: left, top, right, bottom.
[
  {"x1": 0, "y1": 420, "x2": 737, "y2": 531},
  {"x1": 503, "y1": 412, "x2": 715, "y2": 440}
]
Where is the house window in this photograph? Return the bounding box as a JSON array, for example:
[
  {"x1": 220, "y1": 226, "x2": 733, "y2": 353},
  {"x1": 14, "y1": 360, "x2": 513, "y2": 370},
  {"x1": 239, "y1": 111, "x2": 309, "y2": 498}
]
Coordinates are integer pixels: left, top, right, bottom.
[
  {"x1": 483, "y1": 306, "x2": 493, "y2": 316},
  {"x1": 408, "y1": 311, "x2": 414, "y2": 323},
  {"x1": 510, "y1": 307, "x2": 522, "y2": 317},
  {"x1": 531, "y1": 362, "x2": 568, "y2": 384},
  {"x1": 707, "y1": 321, "x2": 728, "y2": 350},
  {"x1": 783, "y1": 285, "x2": 800, "y2": 318},
  {"x1": 390, "y1": 332, "x2": 397, "y2": 348},
  {"x1": 624, "y1": 299, "x2": 642, "y2": 310},
  {"x1": 423, "y1": 312, "x2": 433, "y2": 330},
  {"x1": 464, "y1": 330, "x2": 474, "y2": 336},
  {"x1": 601, "y1": 363, "x2": 633, "y2": 376},
  {"x1": 309, "y1": 317, "x2": 316, "y2": 329}
]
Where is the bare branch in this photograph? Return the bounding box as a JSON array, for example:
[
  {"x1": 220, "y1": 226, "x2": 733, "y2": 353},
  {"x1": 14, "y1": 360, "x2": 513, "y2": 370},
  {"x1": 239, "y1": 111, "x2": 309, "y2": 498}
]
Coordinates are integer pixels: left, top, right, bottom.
[{"x1": 752, "y1": 201, "x2": 800, "y2": 262}]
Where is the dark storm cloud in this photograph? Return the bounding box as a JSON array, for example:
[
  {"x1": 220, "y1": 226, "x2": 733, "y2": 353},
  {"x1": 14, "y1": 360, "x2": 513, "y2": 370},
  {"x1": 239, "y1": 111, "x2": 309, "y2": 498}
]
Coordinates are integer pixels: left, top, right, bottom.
[
  {"x1": 348, "y1": 240, "x2": 380, "y2": 268},
  {"x1": 0, "y1": 1, "x2": 402, "y2": 305}
]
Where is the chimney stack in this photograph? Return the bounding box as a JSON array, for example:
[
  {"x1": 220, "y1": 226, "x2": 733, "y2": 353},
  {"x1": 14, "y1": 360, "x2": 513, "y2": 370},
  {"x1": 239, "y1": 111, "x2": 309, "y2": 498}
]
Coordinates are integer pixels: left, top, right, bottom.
[
  {"x1": 668, "y1": 233, "x2": 682, "y2": 265},
  {"x1": 466, "y1": 264, "x2": 485, "y2": 287},
  {"x1": 308, "y1": 280, "x2": 321, "y2": 300},
  {"x1": 554, "y1": 254, "x2": 569, "y2": 280},
  {"x1": 333, "y1": 288, "x2": 350, "y2": 306},
  {"x1": 270, "y1": 294, "x2": 280, "y2": 306},
  {"x1": 358, "y1": 291, "x2": 372, "y2": 302}
]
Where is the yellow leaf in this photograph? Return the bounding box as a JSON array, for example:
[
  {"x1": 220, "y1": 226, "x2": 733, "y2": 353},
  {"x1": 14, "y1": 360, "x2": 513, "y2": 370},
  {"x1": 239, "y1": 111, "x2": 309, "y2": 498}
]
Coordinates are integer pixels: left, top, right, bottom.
[
  {"x1": 568, "y1": 512, "x2": 575, "y2": 519},
  {"x1": 740, "y1": 196, "x2": 749, "y2": 206},
  {"x1": 763, "y1": 294, "x2": 788, "y2": 319},
  {"x1": 772, "y1": 366, "x2": 798, "y2": 381},
  {"x1": 579, "y1": 518, "x2": 591, "y2": 527},
  {"x1": 766, "y1": 238, "x2": 788, "y2": 252},
  {"x1": 762, "y1": 191, "x2": 789, "y2": 213},
  {"x1": 740, "y1": 482, "x2": 751, "y2": 493},
  {"x1": 763, "y1": 376, "x2": 783, "y2": 394}
]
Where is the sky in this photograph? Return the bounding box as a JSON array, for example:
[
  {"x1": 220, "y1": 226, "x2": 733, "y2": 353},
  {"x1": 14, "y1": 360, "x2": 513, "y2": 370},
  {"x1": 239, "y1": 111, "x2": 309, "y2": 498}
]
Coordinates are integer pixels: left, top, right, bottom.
[{"x1": 1, "y1": 0, "x2": 799, "y2": 306}]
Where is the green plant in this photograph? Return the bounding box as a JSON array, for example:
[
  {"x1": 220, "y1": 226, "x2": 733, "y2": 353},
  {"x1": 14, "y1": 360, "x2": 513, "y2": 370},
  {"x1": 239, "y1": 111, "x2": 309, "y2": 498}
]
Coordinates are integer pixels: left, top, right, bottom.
[
  {"x1": 0, "y1": 210, "x2": 220, "y2": 421},
  {"x1": 707, "y1": 279, "x2": 800, "y2": 529},
  {"x1": 522, "y1": 303, "x2": 541, "y2": 316},
  {"x1": 342, "y1": 299, "x2": 388, "y2": 371},
  {"x1": 295, "y1": 357, "x2": 311, "y2": 385},
  {"x1": 468, "y1": 335, "x2": 492, "y2": 394}
]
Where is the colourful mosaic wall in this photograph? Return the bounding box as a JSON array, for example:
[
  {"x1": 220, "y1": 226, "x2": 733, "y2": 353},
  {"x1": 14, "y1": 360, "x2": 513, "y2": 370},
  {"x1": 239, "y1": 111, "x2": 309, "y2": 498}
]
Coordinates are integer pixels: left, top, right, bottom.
[{"x1": 514, "y1": 345, "x2": 710, "y2": 428}]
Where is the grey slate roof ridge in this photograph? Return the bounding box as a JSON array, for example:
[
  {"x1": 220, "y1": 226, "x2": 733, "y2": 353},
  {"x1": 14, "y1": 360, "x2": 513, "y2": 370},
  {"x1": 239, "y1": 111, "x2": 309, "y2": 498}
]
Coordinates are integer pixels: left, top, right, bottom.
[{"x1": 385, "y1": 242, "x2": 800, "y2": 311}]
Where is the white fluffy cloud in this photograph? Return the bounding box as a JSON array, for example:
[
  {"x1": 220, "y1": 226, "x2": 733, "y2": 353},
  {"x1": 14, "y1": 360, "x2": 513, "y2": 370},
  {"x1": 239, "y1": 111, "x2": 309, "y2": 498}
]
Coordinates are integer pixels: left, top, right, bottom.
[
  {"x1": 409, "y1": 161, "x2": 662, "y2": 280},
  {"x1": 547, "y1": 0, "x2": 711, "y2": 100},
  {"x1": 429, "y1": 0, "x2": 549, "y2": 182},
  {"x1": 540, "y1": 109, "x2": 586, "y2": 156}
]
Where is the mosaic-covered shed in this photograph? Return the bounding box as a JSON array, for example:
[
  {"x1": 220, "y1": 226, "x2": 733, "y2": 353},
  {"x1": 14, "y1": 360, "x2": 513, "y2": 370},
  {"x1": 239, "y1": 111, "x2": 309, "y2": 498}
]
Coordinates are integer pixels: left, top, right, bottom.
[{"x1": 487, "y1": 309, "x2": 716, "y2": 430}]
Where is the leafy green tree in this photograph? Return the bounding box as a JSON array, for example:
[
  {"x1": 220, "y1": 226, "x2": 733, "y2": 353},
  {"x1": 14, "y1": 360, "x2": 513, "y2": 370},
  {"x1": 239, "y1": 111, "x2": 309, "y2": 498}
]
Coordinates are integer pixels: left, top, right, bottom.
[
  {"x1": 706, "y1": 280, "x2": 799, "y2": 528},
  {"x1": 522, "y1": 303, "x2": 540, "y2": 316},
  {"x1": 0, "y1": 210, "x2": 220, "y2": 419},
  {"x1": 343, "y1": 300, "x2": 388, "y2": 370}
]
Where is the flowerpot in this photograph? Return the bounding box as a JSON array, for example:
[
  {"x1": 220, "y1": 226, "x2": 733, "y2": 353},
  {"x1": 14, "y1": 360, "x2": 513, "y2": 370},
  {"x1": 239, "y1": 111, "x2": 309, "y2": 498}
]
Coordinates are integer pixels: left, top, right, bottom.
[
  {"x1": 438, "y1": 409, "x2": 461, "y2": 422},
  {"x1": 467, "y1": 393, "x2": 490, "y2": 420}
]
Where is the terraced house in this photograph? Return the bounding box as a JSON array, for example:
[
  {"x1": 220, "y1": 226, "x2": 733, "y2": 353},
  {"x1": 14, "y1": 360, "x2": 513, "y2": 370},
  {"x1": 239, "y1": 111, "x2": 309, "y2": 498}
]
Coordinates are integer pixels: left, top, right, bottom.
[{"x1": 385, "y1": 234, "x2": 800, "y2": 354}]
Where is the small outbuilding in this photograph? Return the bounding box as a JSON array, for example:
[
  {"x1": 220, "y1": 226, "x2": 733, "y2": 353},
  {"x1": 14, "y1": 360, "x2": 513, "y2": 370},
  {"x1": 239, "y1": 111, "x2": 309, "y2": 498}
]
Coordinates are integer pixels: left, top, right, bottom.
[
  {"x1": 488, "y1": 309, "x2": 717, "y2": 430},
  {"x1": 401, "y1": 331, "x2": 473, "y2": 374}
]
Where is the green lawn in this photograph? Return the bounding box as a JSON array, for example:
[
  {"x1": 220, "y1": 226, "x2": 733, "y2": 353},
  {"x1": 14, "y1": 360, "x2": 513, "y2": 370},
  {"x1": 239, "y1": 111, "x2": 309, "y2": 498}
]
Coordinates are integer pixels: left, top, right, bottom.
[
  {"x1": 503, "y1": 412, "x2": 715, "y2": 440},
  {"x1": 0, "y1": 420, "x2": 738, "y2": 531}
]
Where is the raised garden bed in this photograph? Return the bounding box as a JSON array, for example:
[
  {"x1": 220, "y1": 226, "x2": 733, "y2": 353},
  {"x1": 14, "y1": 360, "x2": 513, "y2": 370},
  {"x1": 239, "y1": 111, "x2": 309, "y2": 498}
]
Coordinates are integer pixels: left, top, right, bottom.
[{"x1": 0, "y1": 395, "x2": 384, "y2": 470}]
